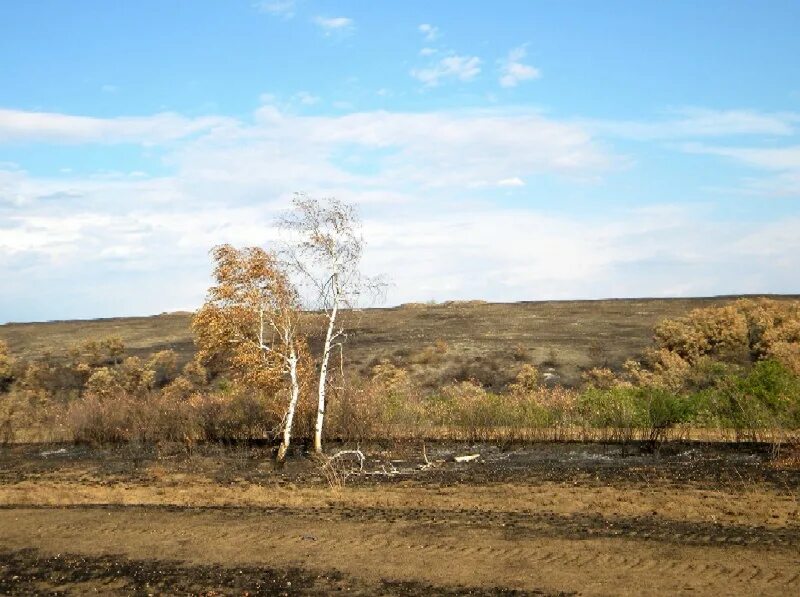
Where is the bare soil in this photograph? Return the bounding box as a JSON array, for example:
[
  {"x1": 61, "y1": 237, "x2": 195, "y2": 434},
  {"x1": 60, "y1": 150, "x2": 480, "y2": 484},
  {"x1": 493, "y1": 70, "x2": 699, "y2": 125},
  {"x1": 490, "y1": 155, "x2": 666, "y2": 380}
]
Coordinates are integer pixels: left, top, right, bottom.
[{"x1": 1, "y1": 441, "x2": 798, "y2": 595}]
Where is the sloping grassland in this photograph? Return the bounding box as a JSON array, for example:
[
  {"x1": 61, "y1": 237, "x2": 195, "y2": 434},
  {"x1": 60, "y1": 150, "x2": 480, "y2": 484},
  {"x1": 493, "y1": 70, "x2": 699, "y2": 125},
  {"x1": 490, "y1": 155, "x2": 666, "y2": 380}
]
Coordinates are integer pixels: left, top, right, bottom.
[{"x1": 2, "y1": 296, "x2": 797, "y2": 389}]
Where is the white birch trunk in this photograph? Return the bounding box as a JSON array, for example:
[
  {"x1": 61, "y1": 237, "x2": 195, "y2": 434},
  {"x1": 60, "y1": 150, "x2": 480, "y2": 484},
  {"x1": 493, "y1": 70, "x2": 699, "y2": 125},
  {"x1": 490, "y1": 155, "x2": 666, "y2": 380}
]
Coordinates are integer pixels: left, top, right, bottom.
[
  {"x1": 277, "y1": 348, "x2": 300, "y2": 463},
  {"x1": 314, "y1": 289, "x2": 338, "y2": 453}
]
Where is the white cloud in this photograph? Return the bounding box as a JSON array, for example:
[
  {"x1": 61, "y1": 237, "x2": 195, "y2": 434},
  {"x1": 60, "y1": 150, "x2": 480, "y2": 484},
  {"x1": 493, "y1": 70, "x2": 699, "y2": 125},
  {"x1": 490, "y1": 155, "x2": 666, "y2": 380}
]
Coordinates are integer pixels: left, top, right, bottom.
[
  {"x1": 588, "y1": 108, "x2": 799, "y2": 140},
  {"x1": 100, "y1": 84, "x2": 119, "y2": 94},
  {"x1": 313, "y1": 16, "x2": 354, "y2": 35},
  {"x1": 497, "y1": 177, "x2": 525, "y2": 187},
  {"x1": 6, "y1": 162, "x2": 798, "y2": 319},
  {"x1": 2, "y1": 100, "x2": 797, "y2": 321},
  {"x1": 682, "y1": 142, "x2": 800, "y2": 197},
  {"x1": 364, "y1": 207, "x2": 800, "y2": 305},
  {"x1": 411, "y1": 54, "x2": 482, "y2": 86},
  {"x1": 683, "y1": 143, "x2": 800, "y2": 170},
  {"x1": 0, "y1": 108, "x2": 231, "y2": 145},
  {"x1": 0, "y1": 100, "x2": 622, "y2": 319},
  {"x1": 418, "y1": 23, "x2": 439, "y2": 41},
  {"x1": 293, "y1": 91, "x2": 320, "y2": 105},
  {"x1": 254, "y1": 1, "x2": 296, "y2": 18},
  {"x1": 419, "y1": 47, "x2": 437, "y2": 57},
  {"x1": 499, "y1": 46, "x2": 541, "y2": 88}
]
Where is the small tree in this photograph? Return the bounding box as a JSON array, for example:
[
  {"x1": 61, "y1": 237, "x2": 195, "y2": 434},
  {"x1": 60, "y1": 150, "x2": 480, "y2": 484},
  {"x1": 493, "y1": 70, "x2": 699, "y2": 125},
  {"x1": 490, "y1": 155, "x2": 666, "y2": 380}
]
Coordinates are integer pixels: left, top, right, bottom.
[
  {"x1": 280, "y1": 193, "x2": 381, "y2": 453},
  {"x1": 193, "y1": 245, "x2": 306, "y2": 462}
]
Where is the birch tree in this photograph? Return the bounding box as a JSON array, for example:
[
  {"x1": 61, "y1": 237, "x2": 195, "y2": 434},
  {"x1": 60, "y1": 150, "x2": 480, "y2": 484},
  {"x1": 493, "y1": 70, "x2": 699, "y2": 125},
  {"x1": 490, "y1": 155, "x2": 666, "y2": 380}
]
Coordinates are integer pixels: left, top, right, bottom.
[
  {"x1": 193, "y1": 244, "x2": 306, "y2": 462},
  {"x1": 280, "y1": 194, "x2": 379, "y2": 453}
]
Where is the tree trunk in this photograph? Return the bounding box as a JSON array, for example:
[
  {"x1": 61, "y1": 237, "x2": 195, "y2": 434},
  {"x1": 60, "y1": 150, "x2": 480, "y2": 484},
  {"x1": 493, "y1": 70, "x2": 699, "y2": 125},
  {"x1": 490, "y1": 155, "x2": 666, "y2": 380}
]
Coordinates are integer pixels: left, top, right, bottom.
[
  {"x1": 315, "y1": 298, "x2": 338, "y2": 453},
  {"x1": 277, "y1": 349, "x2": 300, "y2": 463}
]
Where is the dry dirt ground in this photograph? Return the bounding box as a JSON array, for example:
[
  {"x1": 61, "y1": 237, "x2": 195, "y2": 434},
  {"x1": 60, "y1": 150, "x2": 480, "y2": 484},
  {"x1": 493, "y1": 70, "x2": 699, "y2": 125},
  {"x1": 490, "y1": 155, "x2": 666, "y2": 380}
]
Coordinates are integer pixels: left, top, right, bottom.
[
  {"x1": 0, "y1": 441, "x2": 798, "y2": 595},
  {"x1": 4, "y1": 296, "x2": 799, "y2": 389}
]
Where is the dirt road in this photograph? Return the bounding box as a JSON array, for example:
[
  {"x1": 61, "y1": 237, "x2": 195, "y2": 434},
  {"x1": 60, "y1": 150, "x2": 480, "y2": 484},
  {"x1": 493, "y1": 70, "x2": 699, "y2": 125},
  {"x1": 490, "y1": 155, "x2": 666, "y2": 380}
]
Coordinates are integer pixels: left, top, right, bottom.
[{"x1": 1, "y1": 442, "x2": 798, "y2": 595}]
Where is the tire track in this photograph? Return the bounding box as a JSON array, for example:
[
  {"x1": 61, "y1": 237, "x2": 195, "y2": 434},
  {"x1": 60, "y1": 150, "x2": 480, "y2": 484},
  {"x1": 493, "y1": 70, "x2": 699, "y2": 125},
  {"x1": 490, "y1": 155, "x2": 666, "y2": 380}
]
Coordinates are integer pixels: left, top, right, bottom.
[{"x1": 5, "y1": 502, "x2": 796, "y2": 550}]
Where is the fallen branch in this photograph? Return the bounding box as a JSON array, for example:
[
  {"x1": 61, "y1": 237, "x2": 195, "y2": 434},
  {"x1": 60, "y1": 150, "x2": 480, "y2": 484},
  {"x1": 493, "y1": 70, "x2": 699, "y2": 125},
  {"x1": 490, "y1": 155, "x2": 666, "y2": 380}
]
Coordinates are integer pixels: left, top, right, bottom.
[
  {"x1": 329, "y1": 449, "x2": 365, "y2": 472},
  {"x1": 453, "y1": 453, "x2": 480, "y2": 463}
]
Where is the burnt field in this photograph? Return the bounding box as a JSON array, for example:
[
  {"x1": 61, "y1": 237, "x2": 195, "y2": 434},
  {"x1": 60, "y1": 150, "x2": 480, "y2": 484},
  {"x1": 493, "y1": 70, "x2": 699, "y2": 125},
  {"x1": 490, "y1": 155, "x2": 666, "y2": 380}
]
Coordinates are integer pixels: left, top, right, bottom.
[
  {"x1": 3, "y1": 295, "x2": 795, "y2": 388},
  {"x1": 2, "y1": 296, "x2": 800, "y2": 595},
  {"x1": 0, "y1": 441, "x2": 798, "y2": 595}
]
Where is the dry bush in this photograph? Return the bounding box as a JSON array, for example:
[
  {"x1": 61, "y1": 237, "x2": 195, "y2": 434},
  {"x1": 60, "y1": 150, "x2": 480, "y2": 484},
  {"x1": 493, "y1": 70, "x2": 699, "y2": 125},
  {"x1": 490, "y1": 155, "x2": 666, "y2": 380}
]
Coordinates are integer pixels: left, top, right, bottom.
[
  {"x1": 0, "y1": 390, "x2": 27, "y2": 444},
  {"x1": 325, "y1": 381, "x2": 387, "y2": 442},
  {"x1": 625, "y1": 349, "x2": 692, "y2": 392},
  {"x1": 67, "y1": 386, "x2": 287, "y2": 446},
  {"x1": 18, "y1": 358, "x2": 90, "y2": 403},
  {"x1": 326, "y1": 362, "x2": 428, "y2": 441},
  {"x1": 0, "y1": 341, "x2": 14, "y2": 392},
  {"x1": 581, "y1": 367, "x2": 619, "y2": 390},
  {"x1": 535, "y1": 386, "x2": 581, "y2": 439},
  {"x1": 435, "y1": 380, "x2": 491, "y2": 440},
  {"x1": 653, "y1": 299, "x2": 800, "y2": 366},
  {"x1": 116, "y1": 357, "x2": 156, "y2": 396},
  {"x1": 187, "y1": 390, "x2": 284, "y2": 443},
  {"x1": 0, "y1": 388, "x2": 64, "y2": 444},
  {"x1": 409, "y1": 340, "x2": 449, "y2": 366},
  {"x1": 161, "y1": 376, "x2": 196, "y2": 402},
  {"x1": 147, "y1": 350, "x2": 179, "y2": 387},
  {"x1": 67, "y1": 337, "x2": 126, "y2": 367},
  {"x1": 81, "y1": 357, "x2": 157, "y2": 400},
  {"x1": 627, "y1": 299, "x2": 800, "y2": 393},
  {"x1": 11, "y1": 336, "x2": 132, "y2": 404},
  {"x1": 84, "y1": 368, "x2": 121, "y2": 398},
  {"x1": 66, "y1": 391, "x2": 139, "y2": 444},
  {"x1": 446, "y1": 356, "x2": 507, "y2": 389},
  {"x1": 443, "y1": 385, "x2": 586, "y2": 442},
  {"x1": 768, "y1": 342, "x2": 800, "y2": 375},
  {"x1": 509, "y1": 364, "x2": 540, "y2": 395},
  {"x1": 511, "y1": 343, "x2": 529, "y2": 362}
]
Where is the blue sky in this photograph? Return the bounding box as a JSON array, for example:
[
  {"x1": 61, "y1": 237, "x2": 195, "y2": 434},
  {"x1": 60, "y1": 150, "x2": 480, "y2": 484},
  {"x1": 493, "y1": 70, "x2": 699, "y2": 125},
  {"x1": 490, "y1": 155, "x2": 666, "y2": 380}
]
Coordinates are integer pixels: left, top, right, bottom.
[{"x1": 1, "y1": 1, "x2": 799, "y2": 322}]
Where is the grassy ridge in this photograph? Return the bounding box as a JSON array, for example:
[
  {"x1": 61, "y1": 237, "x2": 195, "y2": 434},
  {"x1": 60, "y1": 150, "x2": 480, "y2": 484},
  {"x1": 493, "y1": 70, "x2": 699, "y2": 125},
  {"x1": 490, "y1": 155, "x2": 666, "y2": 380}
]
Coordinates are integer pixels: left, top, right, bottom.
[{"x1": 3, "y1": 296, "x2": 798, "y2": 389}]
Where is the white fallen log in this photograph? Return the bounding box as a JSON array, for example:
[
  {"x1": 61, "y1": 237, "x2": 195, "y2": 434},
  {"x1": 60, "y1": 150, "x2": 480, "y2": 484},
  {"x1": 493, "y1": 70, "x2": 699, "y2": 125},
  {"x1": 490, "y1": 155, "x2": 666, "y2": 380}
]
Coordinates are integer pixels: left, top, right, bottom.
[{"x1": 453, "y1": 453, "x2": 480, "y2": 463}]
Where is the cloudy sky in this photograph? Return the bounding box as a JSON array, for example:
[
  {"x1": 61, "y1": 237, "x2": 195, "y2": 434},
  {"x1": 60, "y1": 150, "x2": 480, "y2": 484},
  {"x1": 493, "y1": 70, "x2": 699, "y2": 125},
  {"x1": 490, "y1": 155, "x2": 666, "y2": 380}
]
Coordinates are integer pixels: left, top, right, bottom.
[{"x1": 1, "y1": 1, "x2": 799, "y2": 322}]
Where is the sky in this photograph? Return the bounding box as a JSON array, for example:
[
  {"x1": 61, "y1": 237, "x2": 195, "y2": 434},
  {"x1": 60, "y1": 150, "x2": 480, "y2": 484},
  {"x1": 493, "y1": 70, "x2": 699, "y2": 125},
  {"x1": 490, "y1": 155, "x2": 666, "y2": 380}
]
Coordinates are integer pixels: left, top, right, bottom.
[{"x1": 1, "y1": 1, "x2": 799, "y2": 322}]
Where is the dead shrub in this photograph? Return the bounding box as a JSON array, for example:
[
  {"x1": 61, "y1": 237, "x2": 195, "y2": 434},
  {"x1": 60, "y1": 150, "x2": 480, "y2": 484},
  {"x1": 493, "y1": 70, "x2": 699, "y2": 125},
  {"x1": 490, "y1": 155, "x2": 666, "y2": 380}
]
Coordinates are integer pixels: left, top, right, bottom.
[
  {"x1": 582, "y1": 367, "x2": 618, "y2": 390},
  {"x1": 189, "y1": 390, "x2": 282, "y2": 443},
  {"x1": 161, "y1": 376, "x2": 196, "y2": 402},
  {"x1": 0, "y1": 390, "x2": 28, "y2": 444},
  {"x1": 409, "y1": 342, "x2": 447, "y2": 365},
  {"x1": 326, "y1": 362, "x2": 427, "y2": 441},
  {"x1": 0, "y1": 341, "x2": 14, "y2": 392},
  {"x1": 509, "y1": 364, "x2": 540, "y2": 395},
  {"x1": 147, "y1": 350, "x2": 179, "y2": 387}
]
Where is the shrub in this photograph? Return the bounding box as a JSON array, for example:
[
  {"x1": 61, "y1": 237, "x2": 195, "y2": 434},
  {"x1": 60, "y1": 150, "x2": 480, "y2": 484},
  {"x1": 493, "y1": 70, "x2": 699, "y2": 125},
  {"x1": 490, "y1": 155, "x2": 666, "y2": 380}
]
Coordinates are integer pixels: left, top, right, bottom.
[
  {"x1": 161, "y1": 376, "x2": 196, "y2": 402},
  {"x1": 0, "y1": 341, "x2": 14, "y2": 392},
  {"x1": 579, "y1": 387, "x2": 646, "y2": 442},
  {"x1": 581, "y1": 367, "x2": 618, "y2": 390},
  {"x1": 714, "y1": 360, "x2": 800, "y2": 440},
  {"x1": 84, "y1": 368, "x2": 122, "y2": 398},
  {"x1": 639, "y1": 387, "x2": 692, "y2": 442},
  {"x1": 67, "y1": 391, "x2": 139, "y2": 444},
  {"x1": 147, "y1": 350, "x2": 179, "y2": 387},
  {"x1": 189, "y1": 390, "x2": 284, "y2": 443},
  {"x1": 628, "y1": 299, "x2": 800, "y2": 393},
  {"x1": 432, "y1": 381, "x2": 553, "y2": 442},
  {"x1": 0, "y1": 390, "x2": 26, "y2": 444},
  {"x1": 509, "y1": 364, "x2": 540, "y2": 394},
  {"x1": 115, "y1": 357, "x2": 156, "y2": 397}
]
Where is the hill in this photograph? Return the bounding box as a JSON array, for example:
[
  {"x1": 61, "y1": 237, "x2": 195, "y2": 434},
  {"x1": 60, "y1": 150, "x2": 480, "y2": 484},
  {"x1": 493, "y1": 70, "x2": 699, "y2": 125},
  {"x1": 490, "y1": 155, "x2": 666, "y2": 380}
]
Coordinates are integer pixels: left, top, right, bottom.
[{"x1": 2, "y1": 296, "x2": 798, "y2": 388}]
